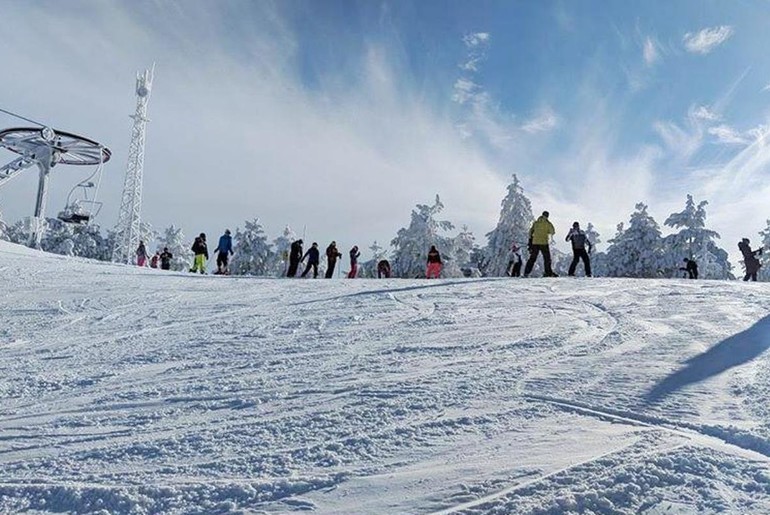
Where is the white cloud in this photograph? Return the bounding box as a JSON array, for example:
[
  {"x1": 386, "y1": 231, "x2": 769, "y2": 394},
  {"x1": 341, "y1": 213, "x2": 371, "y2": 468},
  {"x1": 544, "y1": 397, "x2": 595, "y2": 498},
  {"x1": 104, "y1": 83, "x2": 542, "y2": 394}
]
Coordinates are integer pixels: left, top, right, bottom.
[
  {"x1": 683, "y1": 26, "x2": 734, "y2": 55},
  {"x1": 521, "y1": 108, "x2": 559, "y2": 133},
  {"x1": 763, "y1": 83, "x2": 770, "y2": 92},
  {"x1": 691, "y1": 105, "x2": 720, "y2": 122},
  {"x1": 463, "y1": 32, "x2": 490, "y2": 48},
  {"x1": 460, "y1": 33, "x2": 490, "y2": 72},
  {"x1": 643, "y1": 37, "x2": 660, "y2": 66},
  {"x1": 708, "y1": 125, "x2": 749, "y2": 145}
]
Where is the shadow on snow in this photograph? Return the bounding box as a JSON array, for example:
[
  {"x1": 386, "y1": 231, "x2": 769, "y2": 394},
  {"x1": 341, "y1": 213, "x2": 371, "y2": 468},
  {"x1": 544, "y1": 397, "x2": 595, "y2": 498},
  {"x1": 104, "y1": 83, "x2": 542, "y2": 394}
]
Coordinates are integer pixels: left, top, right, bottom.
[{"x1": 645, "y1": 314, "x2": 770, "y2": 404}]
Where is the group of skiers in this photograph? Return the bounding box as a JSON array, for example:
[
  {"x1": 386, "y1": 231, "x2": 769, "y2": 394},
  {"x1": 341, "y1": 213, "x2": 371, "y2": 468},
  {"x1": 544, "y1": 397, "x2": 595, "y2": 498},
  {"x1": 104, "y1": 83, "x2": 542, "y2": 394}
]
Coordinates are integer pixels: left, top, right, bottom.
[
  {"x1": 285, "y1": 239, "x2": 398, "y2": 279},
  {"x1": 133, "y1": 214, "x2": 765, "y2": 280}
]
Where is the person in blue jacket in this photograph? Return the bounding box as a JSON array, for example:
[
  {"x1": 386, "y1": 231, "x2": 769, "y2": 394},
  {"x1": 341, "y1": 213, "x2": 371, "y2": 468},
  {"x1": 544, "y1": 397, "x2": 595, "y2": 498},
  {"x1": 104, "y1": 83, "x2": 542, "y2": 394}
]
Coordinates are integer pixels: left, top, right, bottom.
[{"x1": 214, "y1": 229, "x2": 234, "y2": 275}]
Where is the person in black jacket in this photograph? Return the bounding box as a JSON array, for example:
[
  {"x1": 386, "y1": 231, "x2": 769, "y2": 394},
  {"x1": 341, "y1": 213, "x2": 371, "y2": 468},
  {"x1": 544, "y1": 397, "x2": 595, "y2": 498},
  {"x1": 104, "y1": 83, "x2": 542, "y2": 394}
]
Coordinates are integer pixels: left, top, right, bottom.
[
  {"x1": 300, "y1": 242, "x2": 320, "y2": 278},
  {"x1": 739, "y1": 238, "x2": 762, "y2": 281},
  {"x1": 426, "y1": 245, "x2": 442, "y2": 279},
  {"x1": 679, "y1": 258, "x2": 698, "y2": 279},
  {"x1": 190, "y1": 233, "x2": 208, "y2": 274},
  {"x1": 325, "y1": 241, "x2": 342, "y2": 278},
  {"x1": 160, "y1": 247, "x2": 173, "y2": 271},
  {"x1": 287, "y1": 239, "x2": 303, "y2": 277},
  {"x1": 377, "y1": 259, "x2": 391, "y2": 278},
  {"x1": 565, "y1": 222, "x2": 593, "y2": 277}
]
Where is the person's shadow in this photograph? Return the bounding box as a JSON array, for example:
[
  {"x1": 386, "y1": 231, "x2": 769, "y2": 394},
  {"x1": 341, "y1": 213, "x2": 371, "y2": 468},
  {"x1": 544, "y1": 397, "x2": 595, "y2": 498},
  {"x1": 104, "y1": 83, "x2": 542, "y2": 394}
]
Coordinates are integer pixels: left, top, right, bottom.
[{"x1": 645, "y1": 315, "x2": 770, "y2": 404}]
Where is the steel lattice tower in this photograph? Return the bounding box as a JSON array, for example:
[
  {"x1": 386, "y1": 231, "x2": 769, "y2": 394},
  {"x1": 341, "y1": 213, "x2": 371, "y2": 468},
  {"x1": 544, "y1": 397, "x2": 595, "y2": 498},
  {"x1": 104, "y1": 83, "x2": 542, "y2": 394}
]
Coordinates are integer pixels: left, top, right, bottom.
[{"x1": 112, "y1": 66, "x2": 154, "y2": 264}]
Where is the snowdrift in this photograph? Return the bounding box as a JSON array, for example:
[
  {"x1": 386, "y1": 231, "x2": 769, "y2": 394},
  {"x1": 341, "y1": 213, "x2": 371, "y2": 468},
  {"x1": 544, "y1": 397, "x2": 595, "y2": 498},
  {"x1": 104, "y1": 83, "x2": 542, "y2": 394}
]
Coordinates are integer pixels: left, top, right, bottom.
[{"x1": 2, "y1": 240, "x2": 770, "y2": 514}]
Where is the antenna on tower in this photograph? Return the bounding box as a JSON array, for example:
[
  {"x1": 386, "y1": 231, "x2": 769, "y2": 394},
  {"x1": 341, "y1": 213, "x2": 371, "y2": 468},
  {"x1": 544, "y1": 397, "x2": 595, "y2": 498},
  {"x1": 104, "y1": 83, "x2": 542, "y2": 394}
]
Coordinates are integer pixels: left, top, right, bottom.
[{"x1": 112, "y1": 65, "x2": 154, "y2": 264}]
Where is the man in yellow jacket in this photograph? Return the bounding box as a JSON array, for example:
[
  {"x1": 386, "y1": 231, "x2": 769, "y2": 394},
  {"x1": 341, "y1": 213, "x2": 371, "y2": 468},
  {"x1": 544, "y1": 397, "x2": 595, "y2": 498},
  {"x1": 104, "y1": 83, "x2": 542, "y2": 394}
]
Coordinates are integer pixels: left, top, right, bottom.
[{"x1": 524, "y1": 211, "x2": 557, "y2": 277}]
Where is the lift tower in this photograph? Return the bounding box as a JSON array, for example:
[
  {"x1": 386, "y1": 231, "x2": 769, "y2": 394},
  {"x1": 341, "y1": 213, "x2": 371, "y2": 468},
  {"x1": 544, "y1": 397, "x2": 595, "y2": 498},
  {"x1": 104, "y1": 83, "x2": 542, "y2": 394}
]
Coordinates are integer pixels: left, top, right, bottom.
[{"x1": 112, "y1": 65, "x2": 154, "y2": 264}]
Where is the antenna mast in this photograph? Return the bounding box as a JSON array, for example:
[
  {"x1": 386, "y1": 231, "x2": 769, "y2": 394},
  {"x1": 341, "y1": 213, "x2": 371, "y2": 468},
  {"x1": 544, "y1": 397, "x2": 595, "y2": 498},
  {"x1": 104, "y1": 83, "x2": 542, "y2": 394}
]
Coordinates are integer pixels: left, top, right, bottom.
[{"x1": 112, "y1": 65, "x2": 154, "y2": 264}]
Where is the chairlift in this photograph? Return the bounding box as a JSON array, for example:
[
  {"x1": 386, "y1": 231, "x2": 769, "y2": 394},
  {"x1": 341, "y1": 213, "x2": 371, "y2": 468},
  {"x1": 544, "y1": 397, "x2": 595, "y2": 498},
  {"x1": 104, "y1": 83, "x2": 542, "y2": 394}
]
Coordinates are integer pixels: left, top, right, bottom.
[{"x1": 57, "y1": 146, "x2": 106, "y2": 225}]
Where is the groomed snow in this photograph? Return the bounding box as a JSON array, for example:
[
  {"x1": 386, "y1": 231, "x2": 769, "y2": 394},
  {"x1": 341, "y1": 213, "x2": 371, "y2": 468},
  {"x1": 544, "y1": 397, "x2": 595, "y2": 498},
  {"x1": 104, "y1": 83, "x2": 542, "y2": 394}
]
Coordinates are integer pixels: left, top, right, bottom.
[{"x1": 2, "y1": 240, "x2": 770, "y2": 514}]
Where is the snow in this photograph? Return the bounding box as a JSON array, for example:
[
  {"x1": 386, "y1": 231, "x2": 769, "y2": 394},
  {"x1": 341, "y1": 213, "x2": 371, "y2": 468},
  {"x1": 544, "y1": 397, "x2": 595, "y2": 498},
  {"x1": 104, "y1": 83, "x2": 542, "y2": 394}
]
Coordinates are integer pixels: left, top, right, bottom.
[{"x1": 2, "y1": 240, "x2": 770, "y2": 514}]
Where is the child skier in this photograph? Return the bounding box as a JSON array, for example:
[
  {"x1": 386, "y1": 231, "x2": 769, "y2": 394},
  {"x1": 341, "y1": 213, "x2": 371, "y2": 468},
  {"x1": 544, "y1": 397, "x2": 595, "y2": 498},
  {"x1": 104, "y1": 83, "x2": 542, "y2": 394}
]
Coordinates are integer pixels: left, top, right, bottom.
[{"x1": 190, "y1": 233, "x2": 208, "y2": 274}]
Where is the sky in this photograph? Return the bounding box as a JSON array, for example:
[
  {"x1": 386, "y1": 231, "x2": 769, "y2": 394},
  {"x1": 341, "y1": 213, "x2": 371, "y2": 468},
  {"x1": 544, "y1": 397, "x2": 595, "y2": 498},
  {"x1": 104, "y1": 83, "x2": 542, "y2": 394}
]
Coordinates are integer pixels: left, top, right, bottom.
[{"x1": 1, "y1": 0, "x2": 770, "y2": 265}]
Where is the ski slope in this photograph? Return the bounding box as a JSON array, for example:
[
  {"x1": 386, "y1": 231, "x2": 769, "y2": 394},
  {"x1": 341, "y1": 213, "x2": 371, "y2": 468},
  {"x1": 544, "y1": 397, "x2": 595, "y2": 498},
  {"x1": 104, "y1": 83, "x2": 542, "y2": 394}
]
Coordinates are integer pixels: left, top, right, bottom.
[{"x1": 2, "y1": 240, "x2": 770, "y2": 514}]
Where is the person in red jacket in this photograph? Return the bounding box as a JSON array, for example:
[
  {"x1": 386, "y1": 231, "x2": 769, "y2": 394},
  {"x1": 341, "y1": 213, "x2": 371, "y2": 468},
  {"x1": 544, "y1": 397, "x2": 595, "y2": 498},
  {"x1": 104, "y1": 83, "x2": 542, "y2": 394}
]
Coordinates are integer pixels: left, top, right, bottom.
[{"x1": 426, "y1": 245, "x2": 442, "y2": 279}]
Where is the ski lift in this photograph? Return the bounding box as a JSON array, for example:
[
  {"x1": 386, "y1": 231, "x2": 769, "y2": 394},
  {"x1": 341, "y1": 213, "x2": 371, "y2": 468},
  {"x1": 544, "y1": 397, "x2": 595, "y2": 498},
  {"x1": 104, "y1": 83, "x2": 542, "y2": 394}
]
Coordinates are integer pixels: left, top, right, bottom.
[{"x1": 57, "y1": 144, "x2": 106, "y2": 225}]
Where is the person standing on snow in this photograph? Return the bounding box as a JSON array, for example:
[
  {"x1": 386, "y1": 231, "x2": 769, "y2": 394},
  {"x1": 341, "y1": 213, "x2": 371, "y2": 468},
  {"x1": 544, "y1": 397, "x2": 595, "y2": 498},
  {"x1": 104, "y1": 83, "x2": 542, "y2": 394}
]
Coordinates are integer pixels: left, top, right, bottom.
[
  {"x1": 287, "y1": 239, "x2": 303, "y2": 277},
  {"x1": 160, "y1": 247, "x2": 173, "y2": 271},
  {"x1": 190, "y1": 233, "x2": 209, "y2": 274},
  {"x1": 150, "y1": 251, "x2": 160, "y2": 269},
  {"x1": 739, "y1": 238, "x2": 762, "y2": 282},
  {"x1": 426, "y1": 245, "x2": 442, "y2": 279},
  {"x1": 214, "y1": 229, "x2": 234, "y2": 275},
  {"x1": 325, "y1": 241, "x2": 342, "y2": 278},
  {"x1": 565, "y1": 221, "x2": 592, "y2": 277},
  {"x1": 347, "y1": 245, "x2": 360, "y2": 278},
  {"x1": 680, "y1": 258, "x2": 698, "y2": 279},
  {"x1": 524, "y1": 211, "x2": 557, "y2": 278},
  {"x1": 136, "y1": 241, "x2": 148, "y2": 267},
  {"x1": 300, "y1": 242, "x2": 320, "y2": 278},
  {"x1": 507, "y1": 242, "x2": 523, "y2": 277},
  {"x1": 377, "y1": 259, "x2": 391, "y2": 278}
]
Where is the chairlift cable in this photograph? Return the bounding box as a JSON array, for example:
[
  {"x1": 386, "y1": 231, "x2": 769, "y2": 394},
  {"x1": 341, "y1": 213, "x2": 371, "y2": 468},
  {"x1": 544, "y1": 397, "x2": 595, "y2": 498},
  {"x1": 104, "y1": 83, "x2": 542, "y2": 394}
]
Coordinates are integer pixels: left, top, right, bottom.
[{"x1": 0, "y1": 106, "x2": 46, "y2": 127}]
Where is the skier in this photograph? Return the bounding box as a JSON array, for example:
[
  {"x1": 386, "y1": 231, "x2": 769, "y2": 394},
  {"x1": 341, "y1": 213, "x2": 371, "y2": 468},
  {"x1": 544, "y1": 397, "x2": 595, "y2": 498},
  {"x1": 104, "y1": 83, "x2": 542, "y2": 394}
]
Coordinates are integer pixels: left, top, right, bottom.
[
  {"x1": 377, "y1": 259, "x2": 391, "y2": 278},
  {"x1": 150, "y1": 251, "x2": 160, "y2": 269},
  {"x1": 287, "y1": 239, "x2": 303, "y2": 277},
  {"x1": 325, "y1": 241, "x2": 342, "y2": 278},
  {"x1": 426, "y1": 245, "x2": 442, "y2": 279},
  {"x1": 214, "y1": 229, "x2": 234, "y2": 275},
  {"x1": 347, "y1": 245, "x2": 360, "y2": 278},
  {"x1": 565, "y1": 221, "x2": 592, "y2": 277},
  {"x1": 680, "y1": 258, "x2": 698, "y2": 279},
  {"x1": 738, "y1": 238, "x2": 762, "y2": 282},
  {"x1": 506, "y1": 243, "x2": 523, "y2": 277},
  {"x1": 160, "y1": 247, "x2": 173, "y2": 271},
  {"x1": 524, "y1": 211, "x2": 557, "y2": 277},
  {"x1": 136, "y1": 241, "x2": 148, "y2": 267},
  {"x1": 300, "y1": 242, "x2": 320, "y2": 278},
  {"x1": 189, "y1": 233, "x2": 208, "y2": 274}
]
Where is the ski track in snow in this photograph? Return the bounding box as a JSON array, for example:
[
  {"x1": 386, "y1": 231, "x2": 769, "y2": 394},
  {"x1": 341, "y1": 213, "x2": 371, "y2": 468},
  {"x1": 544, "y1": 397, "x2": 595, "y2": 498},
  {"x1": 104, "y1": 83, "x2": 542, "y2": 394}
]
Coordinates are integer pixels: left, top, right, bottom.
[{"x1": 2, "y1": 241, "x2": 770, "y2": 514}]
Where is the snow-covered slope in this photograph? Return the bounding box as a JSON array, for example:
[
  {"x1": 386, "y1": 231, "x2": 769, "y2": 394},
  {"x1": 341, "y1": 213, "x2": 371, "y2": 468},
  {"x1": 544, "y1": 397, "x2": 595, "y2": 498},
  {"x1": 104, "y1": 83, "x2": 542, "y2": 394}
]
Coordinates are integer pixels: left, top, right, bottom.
[{"x1": 2, "y1": 240, "x2": 770, "y2": 514}]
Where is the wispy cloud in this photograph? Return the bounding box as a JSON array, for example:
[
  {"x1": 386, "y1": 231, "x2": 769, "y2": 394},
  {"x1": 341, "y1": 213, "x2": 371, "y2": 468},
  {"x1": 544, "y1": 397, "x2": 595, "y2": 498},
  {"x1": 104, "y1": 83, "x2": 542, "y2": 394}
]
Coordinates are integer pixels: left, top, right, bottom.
[
  {"x1": 521, "y1": 107, "x2": 559, "y2": 133},
  {"x1": 683, "y1": 26, "x2": 734, "y2": 54},
  {"x1": 643, "y1": 36, "x2": 660, "y2": 66},
  {"x1": 459, "y1": 32, "x2": 490, "y2": 72},
  {"x1": 708, "y1": 125, "x2": 750, "y2": 145}
]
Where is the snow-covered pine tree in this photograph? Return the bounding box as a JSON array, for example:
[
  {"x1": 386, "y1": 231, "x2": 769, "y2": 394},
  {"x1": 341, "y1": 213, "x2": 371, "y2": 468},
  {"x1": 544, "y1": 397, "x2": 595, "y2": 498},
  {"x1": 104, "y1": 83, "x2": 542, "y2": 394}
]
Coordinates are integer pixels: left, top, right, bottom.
[
  {"x1": 0, "y1": 209, "x2": 8, "y2": 241},
  {"x1": 41, "y1": 218, "x2": 76, "y2": 256},
  {"x1": 604, "y1": 203, "x2": 665, "y2": 278},
  {"x1": 7, "y1": 218, "x2": 34, "y2": 246},
  {"x1": 70, "y1": 223, "x2": 108, "y2": 260},
  {"x1": 485, "y1": 174, "x2": 535, "y2": 276},
  {"x1": 451, "y1": 225, "x2": 476, "y2": 277},
  {"x1": 391, "y1": 195, "x2": 455, "y2": 278},
  {"x1": 271, "y1": 225, "x2": 296, "y2": 277},
  {"x1": 230, "y1": 218, "x2": 274, "y2": 276},
  {"x1": 757, "y1": 220, "x2": 770, "y2": 281},
  {"x1": 158, "y1": 225, "x2": 194, "y2": 271},
  {"x1": 585, "y1": 222, "x2": 607, "y2": 277},
  {"x1": 361, "y1": 240, "x2": 389, "y2": 278},
  {"x1": 662, "y1": 195, "x2": 731, "y2": 279}
]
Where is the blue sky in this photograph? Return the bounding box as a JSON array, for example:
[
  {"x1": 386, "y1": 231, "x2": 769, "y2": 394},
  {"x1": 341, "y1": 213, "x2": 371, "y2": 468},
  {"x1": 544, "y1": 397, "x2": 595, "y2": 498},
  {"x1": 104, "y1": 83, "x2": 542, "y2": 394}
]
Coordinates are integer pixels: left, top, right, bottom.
[{"x1": 1, "y1": 0, "x2": 769, "y2": 263}]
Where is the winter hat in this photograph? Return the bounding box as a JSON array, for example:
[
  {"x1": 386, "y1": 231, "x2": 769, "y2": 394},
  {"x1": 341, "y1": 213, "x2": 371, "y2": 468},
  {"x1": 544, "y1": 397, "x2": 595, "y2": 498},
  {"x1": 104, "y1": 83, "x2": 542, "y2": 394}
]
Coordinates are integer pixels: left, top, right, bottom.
[
  {"x1": 542, "y1": 211, "x2": 550, "y2": 218},
  {"x1": 225, "y1": 229, "x2": 231, "y2": 235},
  {"x1": 573, "y1": 221, "x2": 579, "y2": 228}
]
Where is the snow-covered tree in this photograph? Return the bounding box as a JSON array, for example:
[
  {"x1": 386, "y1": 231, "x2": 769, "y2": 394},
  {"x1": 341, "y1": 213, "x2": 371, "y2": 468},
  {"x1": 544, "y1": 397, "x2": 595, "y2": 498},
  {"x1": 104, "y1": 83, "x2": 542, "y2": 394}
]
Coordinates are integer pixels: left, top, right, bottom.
[
  {"x1": 157, "y1": 225, "x2": 193, "y2": 271},
  {"x1": 484, "y1": 174, "x2": 535, "y2": 276},
  {"x1": 585, "y1": 222, "x2": 608, "y2": 277},
  {"x1": 662, "y1": 195, "x2": 731, "y2": 279},
  {"x1": 41, "y1": 218, "x2": 75, "y2": 256},
  {"x1": 604, "y1": 203, "x2": 665, "y2": 278},
  {"x1": 0, "y1": 210, "x2": 8, "y2": 241},
  {"x1": 391, "y1": 195, "x2": 455, "y2": 278},
  {"x1": 271, "y1": 225, "x2": 296, "y2": 277},
  {"x1": 7, "y1": 217, "x2": 38, "y2": 246},
  {"x1": 71, "y1": 223, "x2": 108, "y2": 260},
  {"x1": 361, "y1": 240, "x2": 389, "y2": 278},
  {"x1": 451, "y1": 225, "x2": 477, "y2": 277},
  {"x1": 231, "y1": 218, "x2": 274, "y2": 276},
  {"x1": 757, "y1": 220, "x2": 770, "y2": 281}
]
